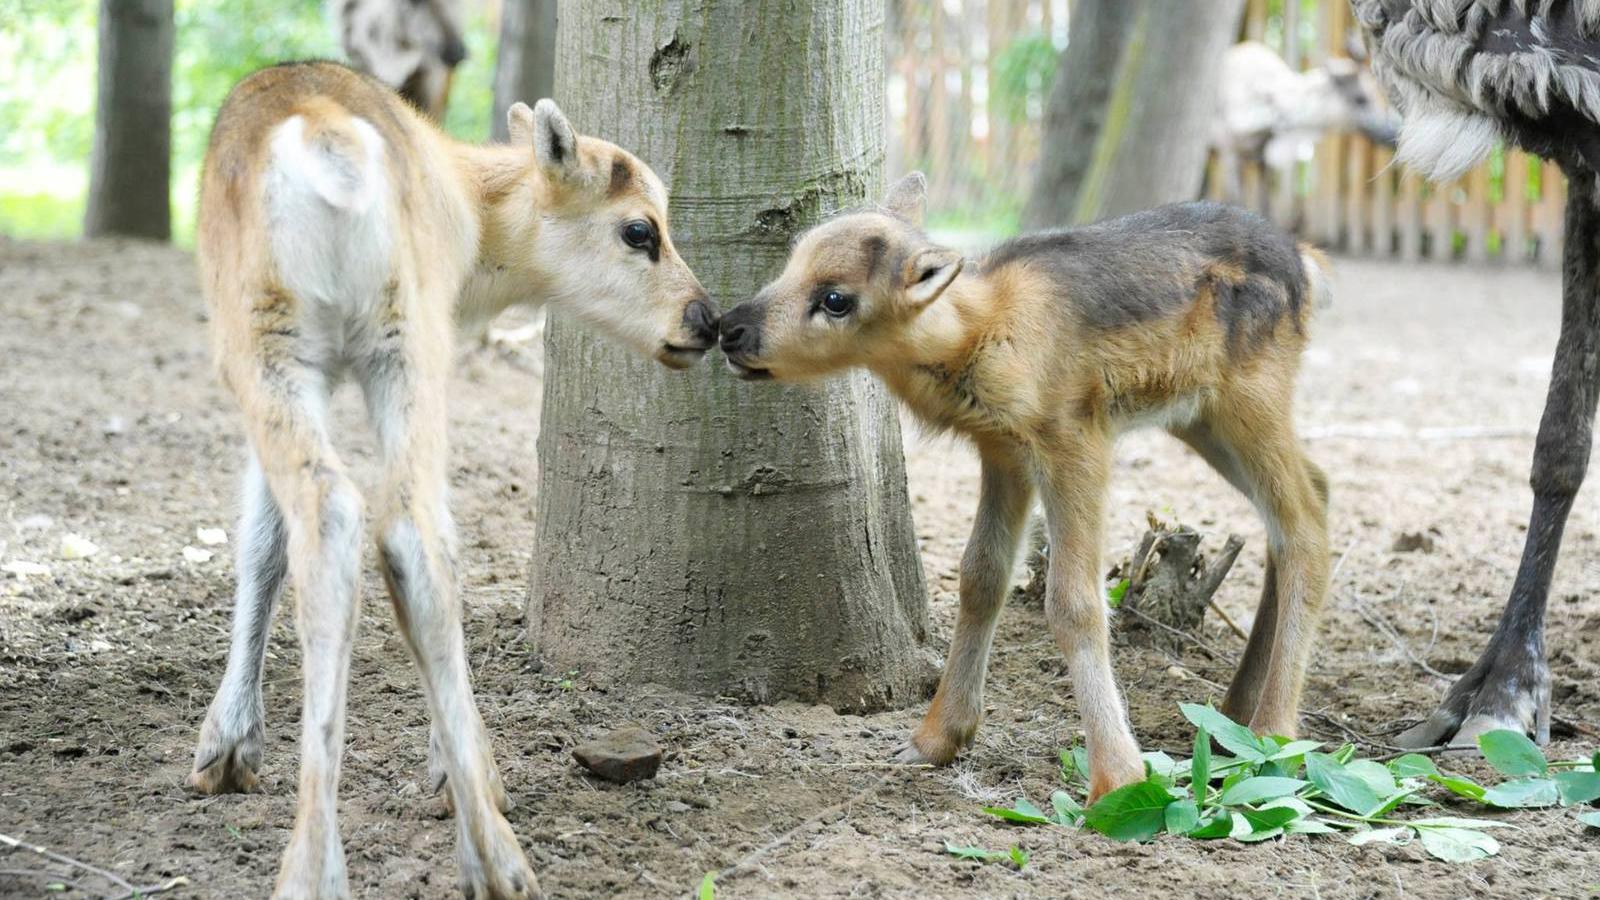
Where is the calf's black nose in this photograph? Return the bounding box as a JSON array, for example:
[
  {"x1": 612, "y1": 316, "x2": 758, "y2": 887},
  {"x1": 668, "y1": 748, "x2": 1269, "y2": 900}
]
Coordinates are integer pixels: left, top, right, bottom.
[
  {"x1": 718, "y1": 304, "x2": 762, "y2": 357},
  {"x1": 440, "y1": 33, "x2": 469, "y2": 68},
  {"x1": 683, "y1": 297, "x2": 720, "y2": 345},
  {"x1": 720, "y1": 323, "x2": 751, "y2": 354}
]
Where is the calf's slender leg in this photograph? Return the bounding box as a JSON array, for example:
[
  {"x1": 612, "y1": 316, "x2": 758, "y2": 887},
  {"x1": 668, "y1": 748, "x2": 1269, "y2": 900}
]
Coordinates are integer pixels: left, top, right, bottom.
[
  {"x1": 1036, "y1": 430, "x2": 1145, "y2": 802},
  {"x1": 899, "y1": 442, "x2": 1033, "y2": 765},
  {"x1": 190, "y1": 454, "x2": 289, "y2": 794},
  {"x1": 360, "y1": 293, "x2": 538, "y2": 900}
]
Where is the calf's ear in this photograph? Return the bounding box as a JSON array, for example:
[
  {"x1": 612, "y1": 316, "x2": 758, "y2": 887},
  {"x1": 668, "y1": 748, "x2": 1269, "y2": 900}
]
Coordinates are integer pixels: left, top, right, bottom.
[
  {"x1": 883, "y1": 172, "x2": 928, "y2": 226},
  {"x1": 901, "y1": 246, "x2": 962, "y2": 310}
]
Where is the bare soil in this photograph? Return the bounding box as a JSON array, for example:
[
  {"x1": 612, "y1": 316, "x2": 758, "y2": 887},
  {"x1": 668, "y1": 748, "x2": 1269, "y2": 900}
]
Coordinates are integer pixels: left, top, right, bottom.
[{"x1": 1, "y1": 237, "x2": 1598, "y2": 899}]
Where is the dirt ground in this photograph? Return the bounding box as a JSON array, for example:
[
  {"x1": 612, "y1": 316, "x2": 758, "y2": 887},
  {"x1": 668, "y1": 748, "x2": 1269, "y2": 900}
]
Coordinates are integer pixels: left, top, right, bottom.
[{"x1": 2, "y1": 237, "x2": 1598, "y2": 899}]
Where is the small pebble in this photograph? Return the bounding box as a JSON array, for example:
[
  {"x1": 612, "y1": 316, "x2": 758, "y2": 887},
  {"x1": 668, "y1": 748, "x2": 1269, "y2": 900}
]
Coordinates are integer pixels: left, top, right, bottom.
[{"x1": 572, "y1": 726, "x2": 663, "y2": 784}]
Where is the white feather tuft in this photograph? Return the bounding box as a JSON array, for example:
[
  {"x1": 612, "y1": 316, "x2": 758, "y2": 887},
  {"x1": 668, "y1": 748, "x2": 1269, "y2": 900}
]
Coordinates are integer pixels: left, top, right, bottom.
[{"x1": 1394, "y1": 104, "x2": 1501, "y2": 182}]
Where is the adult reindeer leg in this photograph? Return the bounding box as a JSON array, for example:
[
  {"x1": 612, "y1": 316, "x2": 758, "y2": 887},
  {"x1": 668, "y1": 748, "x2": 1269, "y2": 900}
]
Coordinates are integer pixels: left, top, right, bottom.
[{"x1": 1400, "y1": 169, "x2": 1600, "y2": 747}]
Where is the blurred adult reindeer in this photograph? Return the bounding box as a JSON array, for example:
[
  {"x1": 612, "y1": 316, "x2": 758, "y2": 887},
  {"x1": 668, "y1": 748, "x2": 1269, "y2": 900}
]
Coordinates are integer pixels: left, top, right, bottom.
[
  {"x1": 333, "y1": 0, "x2": 467, "y2": 119},
  {"x1": 1211, "y1": 37, "x2": 1400, "y2": 206}
]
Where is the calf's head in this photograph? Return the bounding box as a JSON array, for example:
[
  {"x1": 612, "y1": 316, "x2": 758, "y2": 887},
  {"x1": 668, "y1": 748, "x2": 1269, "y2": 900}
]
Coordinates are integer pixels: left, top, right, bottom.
[
  {"x1": 501, "y1": 100, "x2": 717, "y2": 369},
  {"x1": 1327, "y1": 37, "x2": 1400, "y2": 146},
  {"x1": 719, "y1": 173, "x2": 962, "y2": 382}
]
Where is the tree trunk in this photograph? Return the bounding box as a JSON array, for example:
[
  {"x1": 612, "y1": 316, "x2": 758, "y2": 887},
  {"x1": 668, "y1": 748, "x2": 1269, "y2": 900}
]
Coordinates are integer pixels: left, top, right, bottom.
[
  {"x1": 528, "y1": 0, "x2": 936, "y2": 713},
  {"x1": 1022, "y1": 0, "x2": 1244, "y2": 229},
  {"x1": 84, "y1": 0, "x2": 173, "y2": 240},
  {"x1": 490, "y1": 0, "x2": 557, "y2": 142}
]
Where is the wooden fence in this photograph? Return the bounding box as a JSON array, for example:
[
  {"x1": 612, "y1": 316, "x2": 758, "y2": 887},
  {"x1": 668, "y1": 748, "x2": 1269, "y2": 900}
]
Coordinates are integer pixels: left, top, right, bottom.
[{"x1": 888, "y1": 0, "x2": 1567, "y2": 265}]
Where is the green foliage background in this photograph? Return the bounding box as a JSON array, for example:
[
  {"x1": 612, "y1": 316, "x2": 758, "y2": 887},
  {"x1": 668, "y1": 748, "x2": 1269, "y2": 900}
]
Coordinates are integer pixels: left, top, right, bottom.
[{"x1": 0, "y1": 0, "x2": 498, "y2": 244}]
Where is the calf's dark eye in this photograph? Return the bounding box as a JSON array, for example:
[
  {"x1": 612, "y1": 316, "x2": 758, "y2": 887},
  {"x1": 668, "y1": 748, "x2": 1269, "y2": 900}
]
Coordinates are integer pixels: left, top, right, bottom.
[
  {"x1": 820, "y1": 290, "x2": 854, "y2": 318},
  {"x1": 622, "y1": 220, "x2": 654, "y2": 249}
]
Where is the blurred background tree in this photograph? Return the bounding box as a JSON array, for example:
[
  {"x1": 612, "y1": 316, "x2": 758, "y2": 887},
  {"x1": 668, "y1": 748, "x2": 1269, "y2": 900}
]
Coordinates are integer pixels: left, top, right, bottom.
[
  {"x1": 490, "y1": 0, "x2": 554, "y2": 142},
  {"x1": 84, "y1": 0, "x2": 173, "y2": 239},
  {"x1": 1023, "y1": 0, "x2": 1245, "y2": 228},
  {"x1": 0, "y1": 0, "x2": 495, "y2": 243}
]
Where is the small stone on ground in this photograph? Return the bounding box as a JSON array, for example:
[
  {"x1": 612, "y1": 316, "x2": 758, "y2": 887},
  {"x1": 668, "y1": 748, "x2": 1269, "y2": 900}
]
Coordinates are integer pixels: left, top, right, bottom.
[{"x1": 572, "y1": 726, "x2": 663, "y2": 783}]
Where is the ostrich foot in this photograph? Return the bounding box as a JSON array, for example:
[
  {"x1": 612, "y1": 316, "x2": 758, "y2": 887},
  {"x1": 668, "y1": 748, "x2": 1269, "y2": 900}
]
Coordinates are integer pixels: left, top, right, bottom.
[{"x1": 1396, "y1": 647, "x2": 1550, "y2": 750}]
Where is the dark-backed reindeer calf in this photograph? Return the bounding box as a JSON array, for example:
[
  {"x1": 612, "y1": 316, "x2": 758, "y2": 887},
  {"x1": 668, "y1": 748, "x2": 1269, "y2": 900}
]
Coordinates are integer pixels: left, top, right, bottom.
[{"x1": 720, "y1": 175, "x2": 1332, "y2": 799}]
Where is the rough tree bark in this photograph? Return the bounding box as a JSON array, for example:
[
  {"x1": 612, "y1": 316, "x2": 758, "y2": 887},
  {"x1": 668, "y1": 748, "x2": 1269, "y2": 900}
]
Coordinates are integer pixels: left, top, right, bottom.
[
  {"x1": 1022, "y1": 0, "x2": 1244, "y2": 229},
  {"x1": 527, "y1": 0, "x2": 936, "y2": 712},
  {"x1": 84, "y1": 0, "x2": 173, "y2": 240},
  {"x1": 490, "y1": 0, "x2": 557, "y2": 142}
]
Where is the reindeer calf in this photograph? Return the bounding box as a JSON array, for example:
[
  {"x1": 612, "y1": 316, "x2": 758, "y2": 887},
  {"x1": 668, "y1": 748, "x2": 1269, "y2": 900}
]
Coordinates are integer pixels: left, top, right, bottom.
[
  {"x1": 192, "y1": 61, "x2": 714, "y2": 899},
  {"x1": 719, "y1": 175, "x2": 1331, "y2": 800}
]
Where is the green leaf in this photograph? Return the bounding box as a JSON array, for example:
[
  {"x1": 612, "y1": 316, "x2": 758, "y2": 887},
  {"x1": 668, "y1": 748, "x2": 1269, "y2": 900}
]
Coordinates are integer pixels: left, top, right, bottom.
[
  {"x1": 698, "y1": 872, "x2": 716, "y2": 900},
  {"x1": 1370, "y1": 786, "x2": 1422, "y2": 818},
  {"x1": 1180, "y1": 704, "x2": 1268, "y2": 761},
  {"x1": 1388, "y1": 754, "x2": 1441, "y2": 778},
  {"x1": 1059, "y1": 746, "x2": 1090, "y2": 785},
  {"x1": 1187, "y1": 810, "x2": 1234, "y2": 839},
  {"x1": 1428, "y1": 773, "x2": 1487, "y2": 802},
  {"x1": 1141, "y1": 751, "x2": 1181, "y2": 781},
  {"x1": 1164, "y1": 798, "x2": 1200, "y2": 835},
  {"x1": 1219, "y1": 776, "x2": 1307, "y2": 806},
  {"x1": 1106, "y1": 577, "x2": 1130, "y2": 608},
  {"x1": 1050, "y1": 790, "x2": 1083, "y2": 826},
  {"x1": 1346, "y1": 760, "x2": 1398, "y2": 797},
  {"x1": 1477, "y1": 730, "x2": 1547, "y2": 777},
  {"x1": 1267, "y1": 740, "x2": 1323, "y2": 761},
  {"x1": 1260, "y1": 796, "x2": 1314, "y2": 815},
  {"x1": 1240, "y1": 804, "x2": 1304, "y2": 834},
  {"x1": 1348, "y1": 826, "x2": 1411, "y2": 847},
  {"x1": 983, "y1": 797, "x2": 1051, "y2": 825},
  {"x1": 1059, "y1": 747, "x2": 1078, "y2": 783},
  {"x1": 1306, "y1": 753, "x2": 1382, "y2": 816},
  {"x1": 1284, "y1": 816, "x2": 1339, "y2": 835},
  {"x1": 1406, "y1": 816, "x2": 1513, "y2": 829},
  {"x1": 1228, "y1": 811, "x2": 1256, "y2": 839},
  {"x1": 1083, "y1": 780, "x2": 1177, "y2": 842},
  {"x1": 1415, "y1": 825, "x2": 1500, "y2": 862},
  {"x1": 1257, "y1": 759, "x2": 1291, "y2": 779},
  {"x1": 1554, "y1": 770, "x2": 1600, "y2": 806},
  {"x1": 1191, "y1": 727, "x2": 1211, "y2": 799},
  {"x1": 1482, "y1": 778, "x2": 1560, "y2": 809},
  {"x1": 1579, "y1": 811, "x2": 1600, "y2": 829},
  {"x1": 944, "y1": 841, "x2": 1023, "y2": 865}
]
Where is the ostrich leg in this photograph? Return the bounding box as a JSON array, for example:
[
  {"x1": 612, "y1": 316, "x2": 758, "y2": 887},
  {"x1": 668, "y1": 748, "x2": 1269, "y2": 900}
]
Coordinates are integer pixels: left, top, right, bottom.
[{"x1": 1400, "y1": 170, "x2": 1600, "y2": 748}]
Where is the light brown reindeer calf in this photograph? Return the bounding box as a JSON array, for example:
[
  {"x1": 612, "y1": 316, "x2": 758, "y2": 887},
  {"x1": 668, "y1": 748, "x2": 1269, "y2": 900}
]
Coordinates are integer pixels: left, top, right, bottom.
[
  {"x1": 719, "y1": 174, "x2": 1331, "y2": 801},
  {"x1": 191, "y1": 61, "x2": 715, "y2": 899}
]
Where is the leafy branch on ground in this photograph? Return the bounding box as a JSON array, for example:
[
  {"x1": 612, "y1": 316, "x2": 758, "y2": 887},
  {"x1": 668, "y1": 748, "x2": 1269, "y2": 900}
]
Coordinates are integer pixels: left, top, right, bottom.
[{"x1": 946, "y1": 704, "x2": 1597, "y2": 867}]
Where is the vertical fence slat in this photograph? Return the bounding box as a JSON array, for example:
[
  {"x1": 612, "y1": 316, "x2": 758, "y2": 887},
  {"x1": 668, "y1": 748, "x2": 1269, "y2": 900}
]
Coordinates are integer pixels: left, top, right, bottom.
[
  {"x1": 1537, "y1": 161, "x2": 1567, "y2": 268},
  {"x1": 1246, "y1": 0, "x2": 1267, "y2": 41},
  {"x1": 1276, "y1": 0, "x2": 1302, "y2": 228},
  {"x1": 1431, "y1": 180, "x2": 1459, "y2": 260},
  {"x1": 1465, "y1": 162, "x2": 1491, "y2": 263},
  {"x1": 1399, "y1": 170, "x2": 1423, "y2": 262},
  {"x1": 1372, "y1": 147, "x2": 1394, "y2": 256},
  {"x1": 1310, "y1": 1, "x2": 1347, "y2": 246},
  {"x1": 1503, "y1": 152, "x2": 1530, "y2": 264},
  {"x1": 1345, "y1": 139, "x2": 1369, "y2": 253}
]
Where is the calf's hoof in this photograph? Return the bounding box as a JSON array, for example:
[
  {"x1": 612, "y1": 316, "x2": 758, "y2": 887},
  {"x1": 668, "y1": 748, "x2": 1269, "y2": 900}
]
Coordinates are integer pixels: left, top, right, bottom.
[{"x1": 188, "y1": 711, "x2": 264, "y2": 795}]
